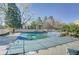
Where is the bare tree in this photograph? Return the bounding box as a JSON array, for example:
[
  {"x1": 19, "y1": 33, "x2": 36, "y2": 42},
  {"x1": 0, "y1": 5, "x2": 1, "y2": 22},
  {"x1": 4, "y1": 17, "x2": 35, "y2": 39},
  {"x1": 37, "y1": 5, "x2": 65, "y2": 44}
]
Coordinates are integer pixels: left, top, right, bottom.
[
  {"x1": 0, "y1": 3, "x2": 8, "y2": 26},
  {"x1": 17, "y1": 4, "x2": 33, "y2": 26},
  {"x1": 0, "y1": 3, "x2": 7, "y2": 13}
]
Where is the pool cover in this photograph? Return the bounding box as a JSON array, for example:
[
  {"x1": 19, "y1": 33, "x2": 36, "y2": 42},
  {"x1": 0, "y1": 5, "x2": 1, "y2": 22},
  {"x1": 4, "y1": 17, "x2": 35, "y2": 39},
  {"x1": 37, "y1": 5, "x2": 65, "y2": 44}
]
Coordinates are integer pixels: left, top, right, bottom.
[{"x1": 6, "y1": 32, "x2": 76, "y2": 55}]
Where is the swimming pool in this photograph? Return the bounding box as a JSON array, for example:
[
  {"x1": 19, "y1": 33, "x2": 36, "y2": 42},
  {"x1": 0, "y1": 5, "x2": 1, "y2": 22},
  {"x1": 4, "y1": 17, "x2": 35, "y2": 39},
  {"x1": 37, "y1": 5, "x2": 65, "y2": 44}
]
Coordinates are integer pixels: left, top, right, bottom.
[
  {"x1": 17, "y1": 32, "x2": 49, "y2": 40},
  {"x1": 6, "y1": 32, "x2": 76, "y2": 55}
]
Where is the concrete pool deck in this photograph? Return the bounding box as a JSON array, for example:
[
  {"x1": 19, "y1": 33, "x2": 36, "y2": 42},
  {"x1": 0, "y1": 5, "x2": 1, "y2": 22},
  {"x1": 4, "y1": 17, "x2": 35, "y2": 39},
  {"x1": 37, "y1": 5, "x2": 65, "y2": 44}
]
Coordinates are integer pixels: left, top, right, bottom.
[{"x1": 0, "y1": 32, "x2": 79, "y2": 55}]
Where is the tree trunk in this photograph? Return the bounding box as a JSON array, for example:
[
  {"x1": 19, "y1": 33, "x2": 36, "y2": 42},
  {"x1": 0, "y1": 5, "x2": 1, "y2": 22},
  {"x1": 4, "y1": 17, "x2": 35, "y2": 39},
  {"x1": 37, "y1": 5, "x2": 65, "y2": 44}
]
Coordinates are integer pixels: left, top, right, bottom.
[{"x1": 13, "y1": 28, "x2": 15, "y2": 33}]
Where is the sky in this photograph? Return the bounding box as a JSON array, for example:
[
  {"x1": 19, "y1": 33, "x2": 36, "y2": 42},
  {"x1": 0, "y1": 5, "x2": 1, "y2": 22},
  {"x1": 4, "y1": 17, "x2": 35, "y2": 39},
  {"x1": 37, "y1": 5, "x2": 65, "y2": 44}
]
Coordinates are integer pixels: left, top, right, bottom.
[
  {"x1": 1, "y1": 3, "x2": 79, "y2": 25},
  {"x1": 29, "y1": 3, "x2": 79, "y2": 23}
]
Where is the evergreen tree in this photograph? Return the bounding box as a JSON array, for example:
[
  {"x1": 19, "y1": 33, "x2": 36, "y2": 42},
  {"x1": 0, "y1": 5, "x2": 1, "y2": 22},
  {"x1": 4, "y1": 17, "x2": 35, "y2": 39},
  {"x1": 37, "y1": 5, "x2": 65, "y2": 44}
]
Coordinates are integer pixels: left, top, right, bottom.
[{"x1": 5, "y1": 3, "x2": 22, "y2": 29}]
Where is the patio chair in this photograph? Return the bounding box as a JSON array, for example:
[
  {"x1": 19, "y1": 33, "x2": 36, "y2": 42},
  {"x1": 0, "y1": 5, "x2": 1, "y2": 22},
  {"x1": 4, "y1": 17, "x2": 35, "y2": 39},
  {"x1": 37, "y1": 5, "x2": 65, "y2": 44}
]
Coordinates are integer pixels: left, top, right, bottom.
[{"x1": 67, "y1": 48, "x2": 79, "y2": 55}]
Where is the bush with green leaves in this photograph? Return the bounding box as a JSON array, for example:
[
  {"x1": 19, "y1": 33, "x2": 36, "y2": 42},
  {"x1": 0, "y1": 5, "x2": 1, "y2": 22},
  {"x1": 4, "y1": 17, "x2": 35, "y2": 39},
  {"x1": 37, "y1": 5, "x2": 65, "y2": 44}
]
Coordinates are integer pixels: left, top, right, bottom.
[
  {"x1": 62, "y1": 24, "x2": 70, "y2": 32},
  {"x1": 62, "y1": 23, "x2": 79, "y2": 37}
]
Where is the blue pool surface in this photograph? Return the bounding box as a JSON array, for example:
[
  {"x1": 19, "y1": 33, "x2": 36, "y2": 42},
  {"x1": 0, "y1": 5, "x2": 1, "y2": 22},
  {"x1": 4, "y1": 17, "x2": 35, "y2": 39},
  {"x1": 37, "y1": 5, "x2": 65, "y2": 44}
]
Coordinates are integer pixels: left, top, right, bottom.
[
  {"x1": 17, "y1": 32, "x2": 49, "y2": 40},
  {"x1": 6, "y1": 32, "x2": 76, "y2": 55}
]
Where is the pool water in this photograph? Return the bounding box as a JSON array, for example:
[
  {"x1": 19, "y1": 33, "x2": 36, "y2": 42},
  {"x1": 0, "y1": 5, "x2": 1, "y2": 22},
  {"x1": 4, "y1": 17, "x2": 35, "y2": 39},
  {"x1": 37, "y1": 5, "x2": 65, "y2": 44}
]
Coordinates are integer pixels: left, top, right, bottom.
[{"x1": 17, "y1": 32, "x2": 49, "y2": 40}]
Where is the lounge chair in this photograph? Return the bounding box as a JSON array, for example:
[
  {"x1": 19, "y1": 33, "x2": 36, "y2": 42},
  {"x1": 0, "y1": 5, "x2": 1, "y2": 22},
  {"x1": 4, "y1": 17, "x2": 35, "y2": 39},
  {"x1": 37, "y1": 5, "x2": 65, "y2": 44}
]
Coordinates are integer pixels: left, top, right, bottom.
[{"x1": 67, "y1": 48, "x2": 79, "y2": 55}]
